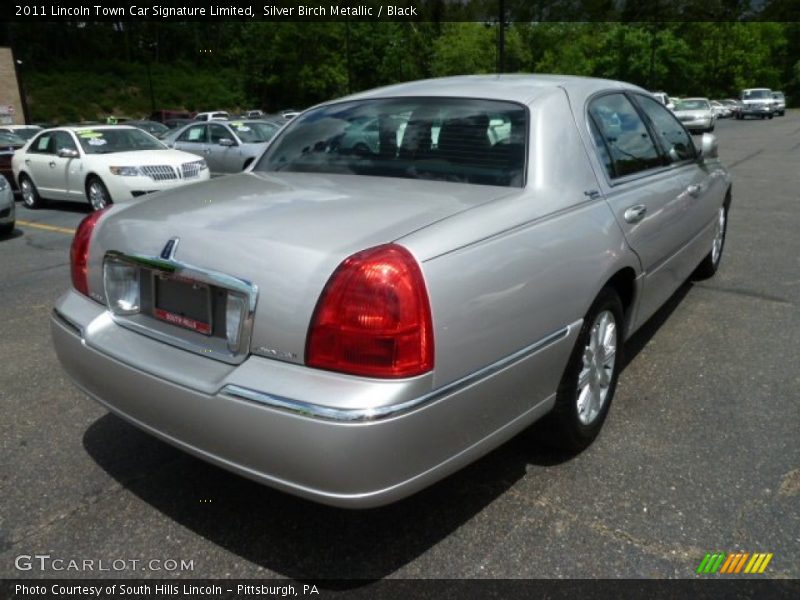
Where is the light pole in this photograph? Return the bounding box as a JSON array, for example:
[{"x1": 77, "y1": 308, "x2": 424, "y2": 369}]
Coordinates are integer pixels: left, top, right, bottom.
[{"x1": 13, "y1": 57, "x2": 31, "y2": 125}]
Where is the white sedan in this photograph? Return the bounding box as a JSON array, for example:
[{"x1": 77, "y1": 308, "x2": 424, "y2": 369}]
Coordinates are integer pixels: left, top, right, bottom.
[{"x1": 12, "y1": 126, "x2": 210, "y2": 211}]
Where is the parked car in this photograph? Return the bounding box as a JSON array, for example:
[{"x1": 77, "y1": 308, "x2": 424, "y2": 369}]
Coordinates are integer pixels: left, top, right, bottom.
[
  {"x1": 0, "y1": 132, "x2": 26, "y2": 191},
  {"x1": 163, "y1": 118, "x2": 194, "y2": 130},
  {"x1": 50, "y1": 75, "x2": 731, "y2": 508},
  {"x1": 0, "y1": 124, "x2": 43, "y2": 141},
  {"x1": 739, "y1": 88, "x2": 775, "y2": 119},
  {"x1": 673, "y1": 97, "x2": 716, "y2": 133},
  {"x1": 651, "y1": 91, "x2": 675, "y2": 111},
  {"x1": 149, "y1": 110, "x2": 194, "y2": 123},
  {"x1": 163, "y1": 119, "x2": 283, "y2": 174},
  {"x1": 12, "y1": 126, "x2": 210, "y2": 211},
  {"x1": 125, "y1": 120, "x2": 170, "y2": 138},
  {"x1": 0, "y1": 174, "x2": 14, "y2": 235},
  {"x1": 721, "y1": 99, "x2": 743, "y2": 118},
  {"x1": 771, "y1": 91, "x2": 786, "y2": 116},
  {"x1": 245, "y1": 110, "x2": 266, "y2": 119},
  {"x1": 279, "y1": 109, "x2": 301, "y2": 120},
  {"x1": 710, "y1": 101, "x2": 731, "y2": 119},
  {"x1": 194, "y1": 111, "x2": 230, "y2": 122}
]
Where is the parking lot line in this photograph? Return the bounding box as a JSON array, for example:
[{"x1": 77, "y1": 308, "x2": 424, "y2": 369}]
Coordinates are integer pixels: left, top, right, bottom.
[{"x1": 17, "y1": 220, "x2": 76, "y2": 235}]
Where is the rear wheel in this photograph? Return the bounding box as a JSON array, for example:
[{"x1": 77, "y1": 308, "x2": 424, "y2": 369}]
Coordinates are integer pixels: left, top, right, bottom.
[
  {"x1": 86, "y1": 177, "x2": 112, "y2": 211},
  {"x1": 19, "y1": 174, "x2": 44, "y2": 209},
  {"x1": 0, "y1": 221, "x2": 13, "y2": 235},
  {"x1": 545, "y1": 288, "x2": 624, "y2": 451},
  {"x1": 693, "y1": 203, "x2": 728, "y2": 280}
]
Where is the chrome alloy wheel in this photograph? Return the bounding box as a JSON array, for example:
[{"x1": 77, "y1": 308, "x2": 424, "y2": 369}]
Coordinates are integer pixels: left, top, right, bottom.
[
  {"x1": 711, "y1": 206, "x2": 726, "y2": 266},
  {"x1": 576, "y1": 310, "x2": 617, "y2": 426},
  {"x1": 87, "y1": 181, "x2": 110, "y2": 211},
  {"x1": 20, "y1": 178, "x2": 35, "y2": 207}
]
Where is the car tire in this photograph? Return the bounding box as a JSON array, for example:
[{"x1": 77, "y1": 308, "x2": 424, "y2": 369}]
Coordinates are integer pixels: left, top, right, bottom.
[
  {"x1": 693, "y1": 201, "x2": 729, "y2": 280},
  {"x1": 545, "y1": 287, "x2": 624, "y2": 451},
  {"x1": 0, "y1": 221, "x2": 13, "y2": 236},
  {"x1": 19, "y1": 174, "x2": 44, "y2": 209},
  {"x1": 85, "y1": 177, "x2": 113, "y2": 211},
  {"x1": 768, "y1": 114, "x2": 773, "y2": 119}
]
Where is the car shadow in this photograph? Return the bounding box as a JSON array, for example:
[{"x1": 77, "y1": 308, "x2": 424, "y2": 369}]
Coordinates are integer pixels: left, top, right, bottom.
[
  {"x1": 81, "y1": 281, "x2": 694, "y2": 581},
  {"x1": 0, "y1": 227, "x2": 23, "y2": 241},
  {"x1": 33, "y1": 199, "x2": 92, "y2": 214}
]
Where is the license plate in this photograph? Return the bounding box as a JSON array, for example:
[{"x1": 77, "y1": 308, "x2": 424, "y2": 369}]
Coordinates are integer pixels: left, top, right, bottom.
[{"x1": 153, "y1": 275, "x2": 212, "y2": 335}]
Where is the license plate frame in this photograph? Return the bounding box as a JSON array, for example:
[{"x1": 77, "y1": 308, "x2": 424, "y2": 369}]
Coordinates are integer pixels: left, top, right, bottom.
[{"x1": 152, "y1": 273, "x2": 213, "y2": 336}]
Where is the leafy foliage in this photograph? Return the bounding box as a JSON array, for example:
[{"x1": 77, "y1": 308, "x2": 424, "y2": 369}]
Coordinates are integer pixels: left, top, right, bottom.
[{"x1": 0, "y1": 16, "x2": 797, "y2": 122}]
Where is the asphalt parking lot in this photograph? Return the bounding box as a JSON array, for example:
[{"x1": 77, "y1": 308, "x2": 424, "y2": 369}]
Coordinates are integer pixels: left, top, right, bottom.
[{"x1": 0, "y1": 114, "x2": 798, "y2": 581}]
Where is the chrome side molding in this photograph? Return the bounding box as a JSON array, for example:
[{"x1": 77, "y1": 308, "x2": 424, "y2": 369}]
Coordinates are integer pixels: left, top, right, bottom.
[{"x1": 222, "y1": 322, "x2": 577, "y2": 422}]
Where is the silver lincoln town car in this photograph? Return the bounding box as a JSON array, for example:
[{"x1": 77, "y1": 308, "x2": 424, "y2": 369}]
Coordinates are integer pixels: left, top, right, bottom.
[{"x1": 51, "y1": 75, "x2": 731, "y2": 507}]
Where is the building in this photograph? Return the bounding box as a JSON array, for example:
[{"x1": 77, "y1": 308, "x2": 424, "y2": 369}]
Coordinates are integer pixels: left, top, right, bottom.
[{"x1": 0, "y1": 47, "x2": 25, "y2": 125}]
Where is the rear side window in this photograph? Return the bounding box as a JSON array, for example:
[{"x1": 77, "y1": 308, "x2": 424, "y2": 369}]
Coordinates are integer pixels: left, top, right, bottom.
[
  {"x1": 634, "y1": 95, "x2": 696, "y2": 163},
  {"x1": 589, "y1": 93, "x2": 663, "y2": 178},
  {"x1": 29, "y1": 132, "x2": 54, "y2": 154},
  {"x1": 257, "y1": 97, "x2": 527, "y2": 188}
]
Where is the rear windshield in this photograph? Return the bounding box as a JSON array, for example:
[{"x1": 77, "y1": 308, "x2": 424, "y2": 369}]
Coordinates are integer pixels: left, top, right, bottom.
[{"x1": 256, "y1": 97, "x2": 527, "y2": 187}]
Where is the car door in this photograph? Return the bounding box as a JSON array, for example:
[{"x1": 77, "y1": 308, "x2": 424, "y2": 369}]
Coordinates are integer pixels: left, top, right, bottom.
[
  {"x1": 23, "y1": 131, "x2": 65, "y2": 198},
  {"x1": 172, "y1": 124, "x2": 209, "y2": 160},
  {"x1": 586, "y1": 92, "x2": 696, "y2": 329},
  {"x1": 632, "y1": 93, "x2": 725, "y2": 253},
  {"x1": 207, "y1": 123, "x2": 240, "y2": 173},
  {"x1": 48, "y1": 131, "x2": 84, "y2": 200}
]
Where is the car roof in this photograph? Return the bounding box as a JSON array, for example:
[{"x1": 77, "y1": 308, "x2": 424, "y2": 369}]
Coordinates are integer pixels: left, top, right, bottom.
[
  {"x1": 681, "y1": 97, "x2": 710, "y2": 101},
  {"x1": 336, "y1": 74, "x2": 646, "y2": 106}
]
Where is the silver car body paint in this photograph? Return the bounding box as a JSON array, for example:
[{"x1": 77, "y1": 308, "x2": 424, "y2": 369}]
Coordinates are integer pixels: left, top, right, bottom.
[
  {"x1": 51, "y1": 75, "x2": 731, "y2": 507},
  {"x1": 0, "y1": 175, "x2": 14, "y2": 227}
]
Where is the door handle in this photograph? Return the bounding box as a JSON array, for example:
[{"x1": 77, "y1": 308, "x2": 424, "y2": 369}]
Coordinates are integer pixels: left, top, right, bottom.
[
  {"x1": 686, "y1": 184, "x2": 702, "y2": 197},
  {"x1": 25, "y1": 159, "x2": 30, "y2": 165},
  {"x1": 624, "y1": 205, "x2": 647, "y2": 224},
  {"x1": 49, "y1": 161, "x2": 56, "y2": 168}
]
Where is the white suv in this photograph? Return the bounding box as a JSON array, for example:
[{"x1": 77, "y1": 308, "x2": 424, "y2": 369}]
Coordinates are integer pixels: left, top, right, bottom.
[{"x1": 739, "y1": 88, "x2": 775, "y2": 120}]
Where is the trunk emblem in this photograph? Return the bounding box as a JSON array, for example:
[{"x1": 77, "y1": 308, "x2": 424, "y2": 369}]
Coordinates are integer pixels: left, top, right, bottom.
[{"x1": 160, "y1": 238, "x2": 180, "y2": 260}]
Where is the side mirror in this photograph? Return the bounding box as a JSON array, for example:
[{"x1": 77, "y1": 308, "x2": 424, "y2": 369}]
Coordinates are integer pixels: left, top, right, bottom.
[
  {"x1": 218, "y1": 138, "x2": 235, "y2": 147},
  {"x1": 699, "y1": 133, "x2": 718, "y2": 159},
  {"x1": 58, "y1": 148, "x2": 79, "y2": 159}
]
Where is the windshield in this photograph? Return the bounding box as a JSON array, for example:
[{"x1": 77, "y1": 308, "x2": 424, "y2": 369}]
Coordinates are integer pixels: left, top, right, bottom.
[
  {"x1": 0, "y1": 132, "x2": 25, "y2": 146},
  {"x1": 742, "y1": 90, "x2": 771, "y2": 100},
  {"x1": 256, "y1": 97, "x2": 527, "y2": 188},
  {"x1": 229, "y1": 121, "x2": 279, "y2": 143},
  {"x1": 676, "y1": 100, "x2": 709, "y2": 111},
  {"x1": 75, "y1": 128, "x2": 166, "y2": 154}
]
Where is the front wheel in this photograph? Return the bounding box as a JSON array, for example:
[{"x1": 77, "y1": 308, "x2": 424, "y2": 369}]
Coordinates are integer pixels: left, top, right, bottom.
[
  {"x1": 693, "y1": 203, "x2": 728, "y2": 280},
  {"x1": 546, "y1": 288, "x2": 624, "y2": 451},
  {"x1": 0, "y1": 221, "x2": 13, "y2": 235},
  {"x1": 86, "y1": 177, "x2": 113, "y2": 211}
]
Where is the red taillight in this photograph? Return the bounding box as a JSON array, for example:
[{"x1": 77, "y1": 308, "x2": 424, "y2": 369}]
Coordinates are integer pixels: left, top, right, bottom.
[
  {"x1": 70, "y1": 209, "x2": 108, "y2": 297},
  {"x1": 306, "y1": 244, "x2": 434, "y2": 378}
]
